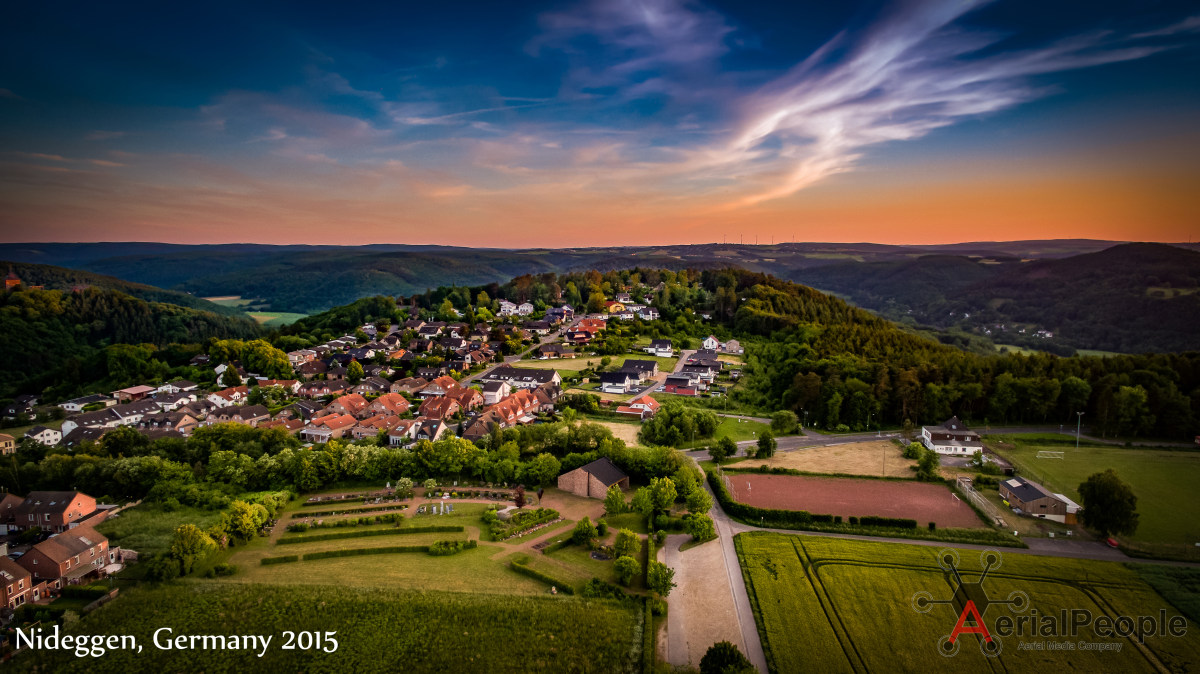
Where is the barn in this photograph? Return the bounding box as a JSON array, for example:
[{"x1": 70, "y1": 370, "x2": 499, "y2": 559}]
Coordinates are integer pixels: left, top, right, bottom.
[
  {"x1": 998, "y1": 476, "x2": 1081, "y2": 524},
  {"x1": 557, "y1": 458, "x2": 629, "y2": 499}
]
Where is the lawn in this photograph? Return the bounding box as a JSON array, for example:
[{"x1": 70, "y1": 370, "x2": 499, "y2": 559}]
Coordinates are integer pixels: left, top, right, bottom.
[
  {"x1": 518, "y1": 353, "x2": 678, "y2": 373},
  {"x1": 680, "y1": 416, "x2": 771, "y2": 448},
  {"x1": 987, "y1": 436, "x2": 1200, "y2": 554},
  {"x1": 247, "y1": 311, "x2": 308, "y2": 327},
  {"x1": 201, "y1": 295, "x2": 253, "y2": 307},
  {"x1": 737, "y1": 532, "x2": 1200, "y2": 674},
  {"x1": 0, "y1": 417, "x2": 64, "y2": 442},
  {"x1": 602, "y1": 512, "x2": 650, "y2": 535},
  {"x1": 6, "y1": 583, "x2": 645, "y2": 672}
]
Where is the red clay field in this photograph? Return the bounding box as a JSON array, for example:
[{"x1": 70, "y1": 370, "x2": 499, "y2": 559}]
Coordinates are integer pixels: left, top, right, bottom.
[{"x1": 727, "y1": 474, "x2": 985, "y2": 528}]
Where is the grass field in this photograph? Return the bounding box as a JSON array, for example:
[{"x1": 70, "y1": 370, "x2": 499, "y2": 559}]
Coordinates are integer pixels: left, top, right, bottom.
[
  {"x1": 737, "y1": 532, "x2": 1200, "y2": 674},
  {"x1": 741, "y1": 440, "x2": 916, "y2": 478},
  {"x1": 8, "y1": 583, "x2": 645, "y2": 672},
  {"x1": 518, "y1": 353, "x2": 679, "y2": 373},
  {"x1": 96, "y1": 503, "x2": 225, "y2": 557},
  {"x1": 680, "y1": 417, "x2": 771, "y2": 448},
  {"x1": 202, "y1": 295, "x2": 253, "y2": 306},
  {"x1": 987, "y1": 436, "x2": 1200, "y2": 553},
  {"x1": 247, "y1": 311, "x2": 308, "y2": 327}
]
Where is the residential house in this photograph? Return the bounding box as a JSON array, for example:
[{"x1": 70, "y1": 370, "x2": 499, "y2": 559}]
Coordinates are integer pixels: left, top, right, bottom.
[
  {"x1": 523, "y1": 320, "x2": 552, "y2": 336},
  {"x1": 663, "y1": 373, "x2": 701, "y2": 396},
  {"x1": 148, "y1": 392, "x2": 195, "y2": 412},
  {"x1": 481, "y1": 381, "x2": 511, "y2": 406},
  {"x1": 301, "y1": 414, "x2": 357, "y2": 442},
  {"x1": 645, "y1": 339, "x2": 673, "y2": 357},
  {"x1": 208, "y1": 405, "x2": 270, "y2": 427},
  {"x1": 615, "y1": 293, "x2": 633, "y2": 304},
  {"x1": 517, "y1": 302, "x2": 535, "y2": 315},
  {"x1": 722, "y1": 339, "x2": 743, "y2": 355},
  {"x1": 297, "y1": 380, "x2": 350, "y2": 398},
  {"x1": 616, "y1": 396, "x2": 661, "y2": 420},
  {"x1": 638, "y1": 307, "x2": 660, "y2": 321},
  {"x1": 622, "y1": 359, "x2": 659, "y2": 380},
  {"x1": 58, "y1": 394, "x2": 113, "y2": 413},
  {"x1": 417, "y1": 376, "x2": 460, "y2": 399},
  {"x1": 604, "y1": 301, "x2": 626, "y2": 314},
  {"x1": 256, "y1": 379, "x2": 301, "y2": 395},
  {"x1": 998, "y1": 476, "x2": 1082, "y2": 524},
  {"x1": 207, "y1": 386, "x2": 250, "y2": 408},
  {"x1": 3, "y1": 395, "x2": 38, "y2": 420},
  {"x1": 287, "y1": 349, "x2": 318, "y2": 365},
  {"x1": 157, "y1": 380, "x2": 199, "y2": 394},
  {"x1": 0, "y1": 557, "x2": 32, "y2": 610},
  {"x1": 418, "y1": 396, "x2": 461, "y2": 421},
  {"x1": 536, "y1": 343, "x2": 575, "y2": 359},
  {"x1": 415, "y1": 418, "x2": 448, "y2": 441},
  {"x1": 598, "y1": 371, "x2": 636, "y2": 394},
  {"x1": 416, "y1": 365, "x2": 448, "y2": 380},
  {"x1": 0, "y1": 432, "x2": 14, "y2": 455},
  {"x1": 387, "y1": 419, "x2": 420, "y2": 446},
  {"x1": 14, "y1": 491, "x2": 97, "y2": 533},
  {"x1": 702, "y1": 335, "x2": 720, "y2": 350},
  {"x1": 447, "y1": 387, "x2": 483, "y2": 412},
  {"x1": 296, "y1": 359, "x2": 329, "y2": 380},
  {"x1": 17, "y1": 526, "x2": 115, "y2": 589},
  {"x1": 557, "y1": 458, "x2": 629, "y2": 499},
  {"x1": 481, "y1": 365, "x2": 561, "y2": 389},
  {"x1": 111, "y1": 385, "x2": 155, "y2": 403},
  {"x1": 352, "y1": 376, "x2": 391, "y2": 396},
  {"x1": 109, "y1": 400, "x2": 161, "y2": 426},
  {"x1": 390, "y1": 377, "x2": 429, "y2": 395},
  {"x1": 366, "y1": 392, "x2": 411, "y2": 417},
  {"x1": 60, "y1": 427, "x2": 110, "y2": 448},
  {"x1": 24, "y1": 426, "x2": 62, "y2": 446},
  {"x1": 281, "y1": 400, "x2": 323, "y2": 422},
  {"x1": 921, "y1": 416, "x2": 984, "y2": 456},
  {"x1": 326, "y1": 393, "x2": 370, "y2": 418},
  {"x1": 350, "y1": 415, "x2": 403, "y2": 440},
  {"x1": 499, "y1": 300, "x2": 518, "y2": 316},
  {"x1": 60, "y1": 409, "x2": 120, "y2": 437},
  {"x1": 138, "y1": 412, "x2": 199, "y2": 435},
  {"x1": 0, "y1": 493, "x2": 24, "y2": 533}
]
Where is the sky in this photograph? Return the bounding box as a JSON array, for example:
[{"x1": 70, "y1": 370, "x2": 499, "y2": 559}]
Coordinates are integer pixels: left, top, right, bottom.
[{"x1": 1, "y1": 0, "x2": 1198, "y2": 247}]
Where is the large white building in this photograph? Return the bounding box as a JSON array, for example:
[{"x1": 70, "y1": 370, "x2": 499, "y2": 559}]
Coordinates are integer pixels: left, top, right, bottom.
[{"x1": 921, "y1": 416, "x2": 984, "y2": 456}]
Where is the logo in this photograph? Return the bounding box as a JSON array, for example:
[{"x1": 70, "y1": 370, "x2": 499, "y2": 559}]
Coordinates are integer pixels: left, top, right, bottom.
[{"x1": 911, "y1": 549, "x2": 1028, "y2": 658}]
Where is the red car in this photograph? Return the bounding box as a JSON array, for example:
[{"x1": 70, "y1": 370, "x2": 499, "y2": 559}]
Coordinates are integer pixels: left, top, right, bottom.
[{"x1": 1105, "y1": 537, "x2": 1120, "y2": 549}]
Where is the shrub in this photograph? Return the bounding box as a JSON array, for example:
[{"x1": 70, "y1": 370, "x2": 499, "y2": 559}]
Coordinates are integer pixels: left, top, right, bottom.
[
  {"x1": 581, "y1": 578, "x2": 630, "y2": 600},
  {"x1": 701, "y1": 641, "x2": 753, "y2": 674},
  {"x1": 428, "y1": 539, "x2": 479, "y2": 556},
  {"x1": 929, "y1": 522, "x2": 937, "y2": 531},
  {"x1": 615, "y1": 556, "x2": 640, "y2": 586},
  {"x1": 509, "y1": 560, "x2": 575, "y2": 594},
  {"x1": 596, "y1": 520, "x2": 609, "y2": 537},
  {"x1": 260, "y1": 555, "x2": 300, "y2": 565}
]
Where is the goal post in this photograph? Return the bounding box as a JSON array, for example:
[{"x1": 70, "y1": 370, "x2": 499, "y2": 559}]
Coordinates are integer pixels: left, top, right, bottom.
[{"x1": 1036, "y1": 450, "x2": 1065, "y2": 459}]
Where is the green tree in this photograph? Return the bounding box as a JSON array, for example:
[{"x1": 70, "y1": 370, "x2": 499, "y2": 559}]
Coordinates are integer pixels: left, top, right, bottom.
[
  {"x1": 647, "y1": 561, "x2": 676, "y2": 596},
  {"x1": 1078, "y1": 469, "x2": 1139, "y2": 538},
  {"x1": 572, "y1": 516, "x2": 599, "y2": 545},
  {"x1": 709, "y1": 436, "x2": 738, "y2": 464},
  {"x1": 700, "y1": 641, "x2": 753, "y2": 674},
  {"x1": 524, "y1": 452, "x2": 562, "y2": 486},
  {"x1": 169, "y1": 524, "x2": 217, "y2": 575},
  {"x1": 631, "y1": 487, "x2": 654, "y2": 517},
  {"x1": 224, "y1": 500, "x2": 263, "y2": 543},
  {"x1": 346, "y1": 360, "x2": 365, "y2": 385},
  {"x1": 684, "y1": 513, "x2": 716, "y2": 541},
  {"x1": 604, "y1": 483, "x2": 626, "y2": 515},
  {"x1": 650, "y1": 477, "x2": 677, "y2": 514},
  {"x1": 686, "y1": 487, "x2": 713, "y2": 514},
  {"x1": 770, "y1": 410, "x2": 799, "y2": 434},
  {"x1": 221, "y1": 363, "x2": 242, "y2": 388},
  {"x1": 614, "y1": 556, "x2": 640, "y2": 587},
  {"x1": 755, "y1": 431, "x2": 777, "y2": 459},
  {"x1": 614, "y1": 528, "x2": 642, "y2": 559}
]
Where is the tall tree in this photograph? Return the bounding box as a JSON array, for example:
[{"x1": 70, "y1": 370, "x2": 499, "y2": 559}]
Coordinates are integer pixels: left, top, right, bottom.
[{"x1": 1078, "y1": 469, "x2": 1139, "y2": 538}]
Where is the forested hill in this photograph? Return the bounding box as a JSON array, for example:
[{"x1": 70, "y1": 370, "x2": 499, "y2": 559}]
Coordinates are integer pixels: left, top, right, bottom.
[
  {"x1": 0, "y1": 260, "x2": 249, "y2": 317},
  {"x1": 0, "y1": 286, "x2": 263, "y2": 395},
  {"x1": 790, "y1": 242, "x2": 1200, "y2": 354},
  {"x1": 345, "y1": 266, "x2": 1197, "y2": 439}
]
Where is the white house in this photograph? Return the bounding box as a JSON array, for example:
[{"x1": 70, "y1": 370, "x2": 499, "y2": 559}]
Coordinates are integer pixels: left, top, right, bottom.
[
  {"x1": 645, "y1": 339, "x2": 673, "y2": 358},
  {"x1": 498, "y1": 300, "x2": 518, "y2": 316},
  {"x1": 921, "y1": 416, "x2": 984, "y2": 456},
  {"x1": 517, "y1": 302, "x2": 535, "y2": 316},
  {"x1": 702, "y1": 335, "x2": 720, "y2": 350},
  {"x1": 24, "y1": 426, "x2": 62, "y2": 446}
]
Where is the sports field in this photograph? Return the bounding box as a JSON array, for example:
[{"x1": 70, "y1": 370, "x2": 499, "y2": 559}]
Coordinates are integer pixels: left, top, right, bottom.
[
  {"x1": 737, "y1": 532, "x2": 1200, "y2": 673},
  {"x1": 745, "y1": 440, "x2": 916, "y2": 478},
  {"x1": 988, "y1": 437, "x2": 1200, "y2": 551},
  {"x1": 727, "y1": 473, "x2": 985, "y2": 528}
]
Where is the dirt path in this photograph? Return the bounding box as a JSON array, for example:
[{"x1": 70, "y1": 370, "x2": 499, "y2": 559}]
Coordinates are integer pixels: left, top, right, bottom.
[{"x1": 664, "y1": 534, "x2": 747, "y2": 668}]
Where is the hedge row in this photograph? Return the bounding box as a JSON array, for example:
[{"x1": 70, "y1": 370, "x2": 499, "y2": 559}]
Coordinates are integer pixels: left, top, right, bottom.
[
  {"x1": 276, "y1": 525, "x2": 464, "y2": 545},
  {"x1": 60, "y1": 585, "x2": 110, "y2": 601},
  {"x1": 303, "y1": 545, "x2": 430, "y2": 561},
  {"x1": 641, "y1": 598, "x2": 655, "y2": 674},
  {"x1": 290, "y1": 505, "x2": 406, "y2": 518},
  {"x1": 509, "y1": 560, "x2": 575, "y2": 595},
  {"x1": 540, "y1": 538, "x2": 573, "y2": 555},
  {"x1": 724, "y1": 464, "x2": 936, "y2": 483},
  {"x1": 429, "y1": 539, "x2": 479, "y2": 556},
  {"x1": 260, "y1": 555, "x2": 300, "y2": 565}
]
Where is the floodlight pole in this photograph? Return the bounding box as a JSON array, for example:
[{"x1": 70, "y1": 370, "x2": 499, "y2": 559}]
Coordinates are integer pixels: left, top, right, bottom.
[{"x1": 1075, "y1": 411, "x2": 1084, "y2": 450}]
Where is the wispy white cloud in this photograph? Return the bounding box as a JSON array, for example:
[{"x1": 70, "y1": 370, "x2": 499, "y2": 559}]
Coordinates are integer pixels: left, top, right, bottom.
[{"x1": 1132, "y1": 15, "x2": 1200, "y2": 39}]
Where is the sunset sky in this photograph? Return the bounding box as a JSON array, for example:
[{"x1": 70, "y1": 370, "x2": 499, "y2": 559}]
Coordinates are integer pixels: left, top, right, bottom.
[{"x1": 1, "y1": 0, "x2": 1197, "y2": 247}]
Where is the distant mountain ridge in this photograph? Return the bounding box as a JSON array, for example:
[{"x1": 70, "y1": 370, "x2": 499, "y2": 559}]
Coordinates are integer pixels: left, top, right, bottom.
[{"x1": 791, "y1": 242, "x2": 1200, "y2": 354}]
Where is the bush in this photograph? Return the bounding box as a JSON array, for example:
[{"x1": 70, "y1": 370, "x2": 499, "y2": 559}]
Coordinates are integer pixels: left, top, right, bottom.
[
  {"x1": 303, "y1": 545, "x2": 428, "y2": 560},
  {"x1": 929, "y1": 522, "x2": 937, "y2": 531},
  {"x1": 260, "y1": 555, "x2": 300, "y2": 565},
  {"x1": 204, "y1": 563, "x2": 237, "y2": 578},
  {"x1": 615, "y1": 556, "x2": 640, "y2": 586},
  {"x1": 581, "y1": 578, "x2": 630, "y2": 601},
  {"x1": 277, "y1": 525, "x2": 462, "y2": 545},
  {"x1": 509, "y1": 560, "x2": 575, "y2": 594},
  {"x1": 701, "y1": 641, "x2": 754, "y2": 674},
  {"x1": 596, "y1": 520, "x2": 609, "y2": 537},
  {"x1": 428, "y1": 539, "x2": 478, "y2": 556}
]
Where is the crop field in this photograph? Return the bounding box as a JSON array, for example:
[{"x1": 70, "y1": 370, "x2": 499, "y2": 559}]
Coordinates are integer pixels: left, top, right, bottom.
[
  {"x1": 744, "y1": 440, "x2": 916, "y2": 478},
  {"x1": 9, "y1": 583, "x2": 645, "y2": 672},
  {"x1": 727, "y1": 473, "x2": 985, "y2": 528},
  {"x1": 247, "y1": 311, "x2": 308, "y2": 327},
  {"x1": 737, "y1": 533, "x2": 1200, "y2": 674},
  {"x1": 988, "y1": 437, "x2": 1200, "y2": 553},
  {"x1": 518, "y1": 354, "x2": 678, "y2": 372}
]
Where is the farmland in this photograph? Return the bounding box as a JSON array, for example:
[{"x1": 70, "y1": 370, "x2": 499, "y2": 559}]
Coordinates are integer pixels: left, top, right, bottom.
[
  {"x1": 987, "y1": 436, "x2": 1200, "y2": 558},
  {"x1": 736, "y1": 533, "x2": 1200, "y2": 674},
  {"x1": 8, "y1": 583, "x2": 645, "y2": 672},
  {"x1": 517, "y1": 354, "x2": 679, "y2": 372}
]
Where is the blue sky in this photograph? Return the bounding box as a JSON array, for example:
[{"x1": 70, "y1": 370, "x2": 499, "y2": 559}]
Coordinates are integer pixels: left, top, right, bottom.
[{"x1": 1, "y1": 0, "x2": 1197, "y2": 245}]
